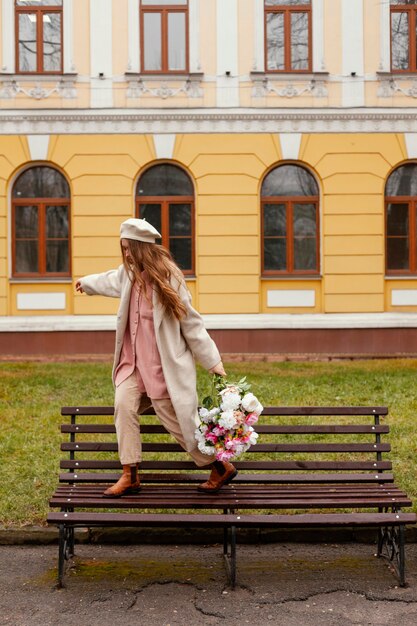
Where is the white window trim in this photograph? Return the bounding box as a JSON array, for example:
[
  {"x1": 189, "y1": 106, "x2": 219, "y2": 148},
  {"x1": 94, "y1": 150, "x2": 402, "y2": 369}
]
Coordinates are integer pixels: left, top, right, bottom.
[
  {"x1": 1, "y1": 0, "x2": 74, "y2": 75},
  {"x1": 189, "y1": 0, "x2": 200, "y2": 72}
]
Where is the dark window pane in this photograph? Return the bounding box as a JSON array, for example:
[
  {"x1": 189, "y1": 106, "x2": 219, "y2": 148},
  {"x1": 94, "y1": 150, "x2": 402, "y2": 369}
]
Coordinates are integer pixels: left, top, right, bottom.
[
  {"x1": 46, "y1": 240, "x2": 69, "y2": 273},
  {"x1": 265, "y1": 1, "x2": 310, "y2": 5},
  {"x1": 143, "y1": 12, "x2": 162, "y2": 71},
  {"x1": 263, "y1": 203, "x2": 286, "y2": 236},
  {"x1": 264, "y1": 238, "x2": 286, "y2": 271},
  {"x1": 137, "y1": 165, "x2": 193, "y2": 196},
  {"x1": 293, "y1": 203, "x2": 316, "y2": 236},
  {"x1": 15, "y1": 240, "x2": 38, "y2": 273},
  {"x1": 43, "y1": 13, "x2": 61, "y2": 72},
  {"x1": 169, "y1": 238, "x2": 192, "y2": 270},
  {"x1": 18, "y1": 13, "x2": 37, "y2": 72},
  {"x1": 262, "y1": 165, "x2": 318, "y2": 196},
  {"x1": 386, "y1": 164, "x2": 417, "y2": 196},
  {"x1": 294, "y1": 237, "x2": 316, "y2": 270},
  {"x1": 46, "y1": 205, "x2": 68, "y2": 238},
  {"x1": 168, "y1": 12, "x2": 186, "y2": 71},
  {"x1": 138, "y1": 204, "x2": 162, "y2": 241},
  {"x1": 13, "y1": 167, "x2": 70, "y2": 198},
  {"x1": 391, "y1": 12, "x2": 409, "y2": 70},
  {"x1": 15, "y1": 205, "x2": 38, "y2": 237},
  {"x1": 291, "y1": 11, "x2": 309, "y2": 70},
  {"x1": 169, "y1": 203, "x2": 191, "y2": 236},
  {"x1": 387, "y1": 238, "x2": 409, "y2": 270},
  {"x1": 387, "y1": 203, "x2": 409, "y2": 236},
  {"x1": 266, "y1": 12, "x2": 284, "y2": 71}
]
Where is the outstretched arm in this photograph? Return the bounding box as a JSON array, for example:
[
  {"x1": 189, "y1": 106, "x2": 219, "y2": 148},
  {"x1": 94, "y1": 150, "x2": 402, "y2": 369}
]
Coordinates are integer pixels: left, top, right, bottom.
[{"x1": 76, "y1": 265, "x2": 125, "y2": 298}]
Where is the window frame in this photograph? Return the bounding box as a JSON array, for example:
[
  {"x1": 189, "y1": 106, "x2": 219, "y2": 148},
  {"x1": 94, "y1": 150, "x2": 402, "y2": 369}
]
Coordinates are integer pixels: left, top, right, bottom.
[
  {"x1": 136, "y1": 194, "x2": 195, "y2": 275},
  {"x1": 140, "y1": 2, "x2": 189, "y2": 74},
  {"x1": 261, "y1": 194, "x2": 320, "y2": 277},
  {"x1": 264, "y1": 1, "x2": 312, "y2": 74},
  {"x1": 12, "y1": 197, "x2": 71, "y2": 278},
  {"x1": 15, "y1": 1, "x2": 63, "y2": 75},
  {"x1": 390, "y1": 3, "x2": 417, "y2": 73},
  {"x1": 385, "y1": 195, "x2": 417, "y2": 275}
]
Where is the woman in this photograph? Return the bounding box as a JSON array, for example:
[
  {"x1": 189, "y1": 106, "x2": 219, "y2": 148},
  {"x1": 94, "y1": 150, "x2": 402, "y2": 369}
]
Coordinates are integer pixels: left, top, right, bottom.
[{"x1": 75, "y1": 218, "x2": 237, "y2": 497}]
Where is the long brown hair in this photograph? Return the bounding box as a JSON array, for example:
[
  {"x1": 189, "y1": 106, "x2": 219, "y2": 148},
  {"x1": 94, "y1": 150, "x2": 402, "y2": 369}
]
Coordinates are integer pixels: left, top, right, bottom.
[{"x1": 121, "y1": 239, "x2": 187, "y2": 320}]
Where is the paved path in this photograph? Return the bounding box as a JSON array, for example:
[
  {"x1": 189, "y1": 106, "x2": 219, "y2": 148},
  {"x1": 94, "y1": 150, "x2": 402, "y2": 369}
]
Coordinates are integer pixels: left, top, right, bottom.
[{"x1": 1, "y1": 542, "x2": 417, "y2": 625}]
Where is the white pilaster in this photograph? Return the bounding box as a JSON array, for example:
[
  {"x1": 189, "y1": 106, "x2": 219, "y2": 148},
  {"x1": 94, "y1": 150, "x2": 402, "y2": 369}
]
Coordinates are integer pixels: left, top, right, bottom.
[
  {"x1": 127, "y1": 0, "x2": 140, "y2": 72},
  {"x1": 216, "y1": 0, "x2": 239, "y2": 107},
  {"x1": 312, "y1": 0, "x2": 325, "y2": 72},
  {"x1": 63, "y1": 0, "x2": 75, "y2": 72},
  {"x1": 1, "y1": 0, "x2": 15, "y2": 73},
  {"x1": 189, "y1": 0, "x2": 201, "y2": 72},
  {"x1": 90, "y1": 0, "x2": 113, "y2": 107},
  {"x1": 379, "y1": 0, "x2": 390, "y2": 72},
  {"x1": 341, "y1": 0, "x2": 364, "y2": 107},
  {"x1": 253, "y1": 0, "x2": 264, "y2": 72}
]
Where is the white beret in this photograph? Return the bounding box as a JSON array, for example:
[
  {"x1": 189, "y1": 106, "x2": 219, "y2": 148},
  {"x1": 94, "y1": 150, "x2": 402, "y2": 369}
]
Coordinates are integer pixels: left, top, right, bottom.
[{"x1": 120, "y1": 218, "x2": 161, "y2": 243}]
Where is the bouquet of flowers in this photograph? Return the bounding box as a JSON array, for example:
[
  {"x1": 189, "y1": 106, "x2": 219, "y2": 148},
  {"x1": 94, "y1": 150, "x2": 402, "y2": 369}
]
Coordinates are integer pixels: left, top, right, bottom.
[{"x1": 195, "y1": 375, "x2": 263, "y2": 462}]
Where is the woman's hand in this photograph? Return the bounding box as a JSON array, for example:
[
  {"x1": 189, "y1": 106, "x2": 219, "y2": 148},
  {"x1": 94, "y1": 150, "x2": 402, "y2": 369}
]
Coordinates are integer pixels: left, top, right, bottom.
[
  {"x1": 75, "y1": 280, "x2": 84, "y2": 294},
  {"x1": 209, "y1": 361, "x2": 226, "y2": 377}
]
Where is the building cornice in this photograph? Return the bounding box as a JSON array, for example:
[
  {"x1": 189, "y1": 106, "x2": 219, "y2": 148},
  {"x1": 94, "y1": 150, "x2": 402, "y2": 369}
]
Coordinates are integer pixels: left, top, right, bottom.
[{"x1": 0, "y1": 107, "x2": 417, "y2": 134}]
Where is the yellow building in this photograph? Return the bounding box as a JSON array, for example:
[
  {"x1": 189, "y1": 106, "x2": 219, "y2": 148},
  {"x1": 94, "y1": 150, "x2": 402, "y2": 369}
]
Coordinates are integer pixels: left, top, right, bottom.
[{"x1": 1, "y1": 0, "x2": 417, "y2": 357}]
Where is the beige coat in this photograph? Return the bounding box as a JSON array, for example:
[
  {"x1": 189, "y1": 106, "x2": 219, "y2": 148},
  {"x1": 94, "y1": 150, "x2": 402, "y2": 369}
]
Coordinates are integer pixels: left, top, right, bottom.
[{"x1": 79, "y1": 265, "x2": 221, "y2": 452}]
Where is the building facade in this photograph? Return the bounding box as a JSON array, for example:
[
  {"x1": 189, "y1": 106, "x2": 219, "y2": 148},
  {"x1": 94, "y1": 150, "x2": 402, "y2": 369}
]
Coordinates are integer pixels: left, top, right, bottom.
[{"x1": 2, "y1": 0, "x2": 417, "y2": 356}]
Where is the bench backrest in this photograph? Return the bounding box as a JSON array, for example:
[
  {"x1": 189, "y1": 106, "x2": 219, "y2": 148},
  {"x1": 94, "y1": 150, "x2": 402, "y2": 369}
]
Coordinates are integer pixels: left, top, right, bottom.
[{"x1": 59, "y1": 406, "x2": 392, "y2": 485}]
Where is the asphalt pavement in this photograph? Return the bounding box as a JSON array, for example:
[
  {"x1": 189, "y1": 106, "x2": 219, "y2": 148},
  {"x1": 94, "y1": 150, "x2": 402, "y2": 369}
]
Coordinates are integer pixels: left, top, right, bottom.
[{"x1": 1, "y1": 540, "x2": 417, "y2": 625}]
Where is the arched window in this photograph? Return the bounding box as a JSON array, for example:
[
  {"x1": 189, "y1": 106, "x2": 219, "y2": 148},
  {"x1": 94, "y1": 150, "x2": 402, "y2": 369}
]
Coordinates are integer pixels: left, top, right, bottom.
[
  {"x1": 385, "y1": 163, "x2": 417, "y2": 274},
  {"x1": 261, "y1": 164, "x2": 319, "y2": 275},
  {"x1": 12, "y1": 166, "x2": 70, "y2": 277},
  {"x1": 136, "y1": 164, "x2": 194, "y2": 274}
]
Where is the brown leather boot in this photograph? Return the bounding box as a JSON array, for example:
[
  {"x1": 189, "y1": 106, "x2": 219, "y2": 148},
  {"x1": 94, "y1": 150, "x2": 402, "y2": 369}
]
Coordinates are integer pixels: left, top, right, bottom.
[
  {"x1": 197, "y1": 460, "x2": 238, "y2": 494},
  {"x1": 103, "y1": 464, "x2": 141, "y2": 498}
]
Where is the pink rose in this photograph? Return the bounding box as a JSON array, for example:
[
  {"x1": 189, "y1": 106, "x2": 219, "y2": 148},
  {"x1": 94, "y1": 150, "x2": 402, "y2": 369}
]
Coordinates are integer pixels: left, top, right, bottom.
[
  {"x1": 245, "y1": 412, "x2": 259, "y2": 426},
  {"x1": 205, "y1": 432, "x2": 218, "y2": 444},
  {"x1": 213, "y1": 426, "x2": 227, "y2": 437},
  {"x1": 216, "y1": 449, "x2": 234, "y2": 462}
]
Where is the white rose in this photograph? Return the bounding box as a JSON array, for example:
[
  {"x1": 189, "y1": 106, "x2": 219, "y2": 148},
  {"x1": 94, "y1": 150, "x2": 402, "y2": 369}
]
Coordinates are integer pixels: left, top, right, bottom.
[
  {"x1": 197, "y1": 441, "x2": 215, "y2": 455},
  {"x1": 249, "y1": 431, "x2": 259, "y2": 446},
  {"x1": 198, "y1": 407, "x2": 215, "y2": 424},
  {"x1": 241, "y1": 393, "x2": 258, "y2": 412},
  {"x1": 241, "y1": 393, "x2": 261, "y2": 413},
  {"x1": 218, "y1": 410, "x2": 238, "y2": 430},
  {"x1": 208, "y1": 407, "x2": 221, "y2": 419},
  {"x1": 220, "y1": 392, "x2": 241, "y2": 412}
]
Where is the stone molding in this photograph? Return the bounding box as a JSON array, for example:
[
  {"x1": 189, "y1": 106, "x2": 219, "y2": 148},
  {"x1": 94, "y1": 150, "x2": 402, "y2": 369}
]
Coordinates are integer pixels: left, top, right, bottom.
[{"x1": 0, "y1": 108, "x2": 417, "y2": 134}]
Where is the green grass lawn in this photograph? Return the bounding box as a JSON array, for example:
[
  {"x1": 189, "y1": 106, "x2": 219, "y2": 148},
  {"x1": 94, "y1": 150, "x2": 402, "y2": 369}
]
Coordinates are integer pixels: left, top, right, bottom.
[{"x1": 1, "y1": 358, "x2": 417, "y2": 527}]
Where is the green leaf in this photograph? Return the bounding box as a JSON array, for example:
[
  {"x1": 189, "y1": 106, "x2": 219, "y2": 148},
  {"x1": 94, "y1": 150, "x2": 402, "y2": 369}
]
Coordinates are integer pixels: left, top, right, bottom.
[{"x1": 202, "y1": 396, "x2": 213, "y2": 409}]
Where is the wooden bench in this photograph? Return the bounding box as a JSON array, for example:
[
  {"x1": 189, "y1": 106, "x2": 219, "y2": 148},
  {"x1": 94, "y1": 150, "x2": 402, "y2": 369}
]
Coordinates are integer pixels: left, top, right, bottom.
[{"x1": 47, "y1": 405, "x2": 417, "y2": 588}]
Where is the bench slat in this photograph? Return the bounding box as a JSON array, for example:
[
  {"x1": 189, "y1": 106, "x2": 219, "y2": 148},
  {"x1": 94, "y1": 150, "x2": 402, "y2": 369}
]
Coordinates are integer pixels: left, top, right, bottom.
[
  {"x1": 58, "y1": 471, "x2": 395, "y2": 484},
  {"x1": 60, "y1": 460, "x2": 393, "y2": 470},
  {"x1": 61, "y1": 406, "x2": 389, "y2": 417},
  {"x1": 61, "y1": 424, "x2": 390, "y2": 435},
  {"x1": 47, "y1": 511, "x2": 415, "y2": 528},
  {"x1": 61, "y1": 442, "x2": 391, "y2": 453}
]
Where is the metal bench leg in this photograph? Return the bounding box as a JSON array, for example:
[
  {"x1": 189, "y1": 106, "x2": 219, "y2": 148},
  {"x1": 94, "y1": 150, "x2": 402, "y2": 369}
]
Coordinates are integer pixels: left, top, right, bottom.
[
  {"x1": 398, "y1": 524, "x2": 406, "y2": 587},
  {"x1": 58, "y1": 524, "x2": 66, "y2": 588},
  {"x1": 223, "y1": 525, "x2": 237, "y2": 589},
  {"x1": 377, "y1": 522, "x2": 407, "y2": 587}
]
